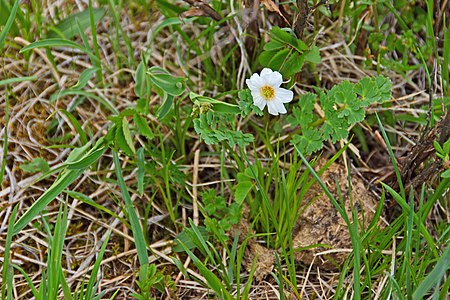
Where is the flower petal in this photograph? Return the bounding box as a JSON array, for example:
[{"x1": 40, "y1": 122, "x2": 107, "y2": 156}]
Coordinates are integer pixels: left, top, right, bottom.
[
  {"x1": 245, "y1": 79, "x2": 257, "y2": 91},
  {"x1": 267, "y1": 101, "x2": 279, "y2": 115},
  {"x1": 265, "y1": 71, "x2": 283, "y2": 88},
  {"x1": 246, "y1": 74, "x2": 263, "y2": 91},
  {"x1": 253, "y1": 95, "x2": 267, "y2": 110},
  {"x1": 276, "y1": 88, "x2": 294, "y2": 103},
  {"x1": 260, "y1": 68, "x2": 274, "y2": 77},
  {"x1": 273, "y1": 100, "x2": 287, "y2": 114}
]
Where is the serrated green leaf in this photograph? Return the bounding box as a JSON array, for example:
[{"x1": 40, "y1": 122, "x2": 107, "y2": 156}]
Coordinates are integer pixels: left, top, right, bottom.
[
  {"x1": 304, "y1": 46, "x2": 321, "y2": 64},
  {"x1": 259, "y1": 50, "x2": 276, "y2": 67},
  {"x1": 289, "y1": 93, "x2": 316, "y2": 127},
  {"x1": 263, "y1": 40, "x2": 285, "y2": 51},
  {"x1": 346, "y1": 107, "x2": 365, "y2": 124},
  {"x1": 354, "y1": 77, "x2": 379, "y2": 105},
  {"x1": 280, "y1": 51, "x2": 304, "y2": 77},
  {"x1": 374, "y1": 75, "x2": 392, "y2": 102},
  {"x1": 292, "y1": 129, "x2": 323, "y2": 155},
  {"x1": 193, "y1": 117, "x2": 217, "y2": 145},
  {"x1": 270, "y1": 26, "x2": 308, "y2": 51},
  {"x1": 238, "y1": 89, "x2": 254, "y2": 117},
  {"x1": 244, "y1": 166, "x2": 258, "y2": 178},
  {"x1": 239, "y1": 91, "x2": 264, "y2": 117},
  {"x1": 48, "y1": 8, "x2": 106, "y2": 39},
  {"x1": 322, "y1": 111, "x2": 348, "y2": 142},
  {"x1": 193, "y1": 112, "x2": 253, "y2": 147},
  {"x1": 270, "y1": 26, "x2": 294, "y2": 43},
  {"x1": 260, "y1": 48, "x2": 291, "y2": 70},
  {"x1": 226, "y1": 131, "x2": 254, "y2": 147},
  {"x1": 19, "y1": 158, "x2": 50, "y2": 173},
  {"x1": 133, "y1": 114, "x2": 154, "y2": 139},
  {"x1": 332, "y1": 80, "x2": 356, "y2": 105}
]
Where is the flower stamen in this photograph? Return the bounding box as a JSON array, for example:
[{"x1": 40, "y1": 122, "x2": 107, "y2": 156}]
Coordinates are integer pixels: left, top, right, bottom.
[{"x1": 260, "y1": 85, "x2": 275, "y2": 101}]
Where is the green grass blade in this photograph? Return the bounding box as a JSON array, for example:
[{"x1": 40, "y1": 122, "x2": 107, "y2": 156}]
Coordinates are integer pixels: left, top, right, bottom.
[
  {"x1": 242, "y1": 151, "x2": 279, "y2": 230},
  {"x1": 274, "y1": 253, "x2": 285, "y2": 300},
  {"x1": 0, "y1": 0, "x2": 20, "y2": 36},
  {"x1": 294, "y1": 146, "x2": 350, "y2": 225},
  {"x1": 85, "y1": 230, "x2": 111, "y2": 299},
  {"x1": 148, "y1": 17, "x2": 182, "y2": 46},
  {"x1": 57, "y1": 109, "x2": 89, "y2": 145},
  {"x1": 60, "y1": 270, "x2": 73, "y2": 300},
  {"x1": 413, "y1": 245, "x2": 450, "y2": 300},
  {"x1": 38, "y1": 268, "x2": 48, "y2": 298},
  {"x1": 242, "y1": 258, "x2": 257, "y2": 300},
  {"x1": 66, "y1": 191, "x2": 122, "y2": 221},
  {"x1": 48, "y1": 203, "x2": 68, "y2": 299},
  {"x1": 295, "y1": 146, "x2": 368, "y2": 296},
  {"x1": 425, "y1": 0, "x2": 437, "y2": 56},
  {"x1": 187, "y1": 219, "x2": 216, "y2": 264},
  {"x1": 66, "y1": 145, "x2": 106, "y2": 170},
  {"x1": 376, "y1": 113, "x2": 405, "y2": 198},
  {"x1": 71, "y1": 67, "x2": 99, "y2": 90},
  {"x1": 0, "y1": 0, "x2": 19, "y2": 50},
  {"x1": 178, "y1": 241, "x2": 233, "y2": 300},
  {"x1": 0, "y1": 91, "x2": 9, "y2": 191},
  {"x1": 0, "y1": 76, "x2": 37, "y2": 86},
  {"x1": 443, "y1": 22, "x2": 450, "y2": 96},
  {"x1": 1, "y1": 205, "x2": 18, "y2": 300},
  {"x1": 88, "y1": 0, "x2": 103, "y2": 85},
  {"x1": 12, "y1": 265, "x2": 39, "y2": 298},
  {"x1": 47, "y1": 7, "x2": 106, "y2": 39},
  {"x1": 112, "y1": 151, "x2": 149, "y2": 268},
  {"x1": 107, "y1": 0, "x2": 135, "y2": 67},
  {"x1": 13, "y1": 140, "x2": 105, "y2": 234},
  {"x1": 19, "y1": 38, "x2": 87, "y2": 53},
  {"x1": 13, "y1": 168, "x2": 83, "y2": 235},
  {"x1": 226, "y1": 233, "x2": 239, "y2": 287},
  {"x1": 381, "y1": 182, "x2": 439, "y2": 258},
  {"x1": 136, "y1": 147, "x2": 145, "y2": 195},
  {"x1": 51, "y1": 89, "x2": 118, "y2": 114}
]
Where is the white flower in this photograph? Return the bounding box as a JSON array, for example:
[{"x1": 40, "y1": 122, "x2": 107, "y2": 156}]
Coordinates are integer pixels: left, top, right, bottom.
[{"x1": 246, "y1": 68, "x2": 294, "y2": 116}]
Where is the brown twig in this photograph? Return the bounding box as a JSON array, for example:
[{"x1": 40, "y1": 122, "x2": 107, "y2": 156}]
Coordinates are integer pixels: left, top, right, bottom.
[
  {"x1": 293, "y1": 0, "x2": 309, "y2": 39},
  {"x1": 182, "y1": 0, "x2": 222, "y2": 21}
]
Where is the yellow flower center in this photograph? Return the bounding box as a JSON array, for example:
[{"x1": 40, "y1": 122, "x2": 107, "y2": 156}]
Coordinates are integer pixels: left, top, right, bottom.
[{"x1": 260, "y1": 85, "x2": 275, "y2": 101}]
